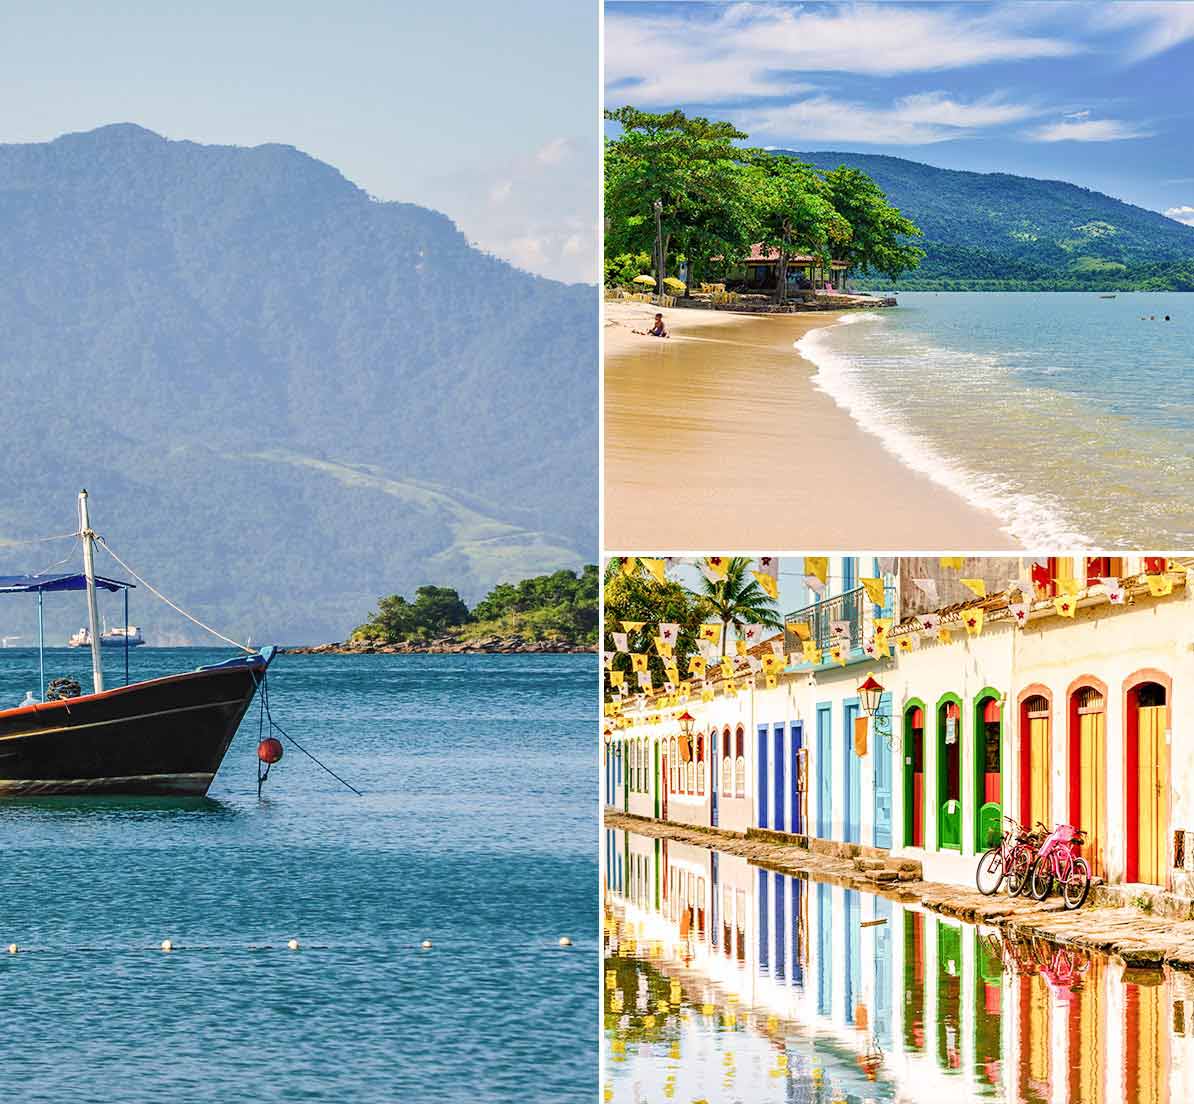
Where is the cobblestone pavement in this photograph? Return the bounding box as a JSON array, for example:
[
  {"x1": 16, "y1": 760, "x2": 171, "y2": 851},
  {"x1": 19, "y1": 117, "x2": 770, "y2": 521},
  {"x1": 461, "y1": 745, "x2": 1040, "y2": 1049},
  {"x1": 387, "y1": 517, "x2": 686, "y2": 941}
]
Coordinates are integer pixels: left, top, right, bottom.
[{"x1": 604, "y1": 811, "x2": 1194, "y2": 970}]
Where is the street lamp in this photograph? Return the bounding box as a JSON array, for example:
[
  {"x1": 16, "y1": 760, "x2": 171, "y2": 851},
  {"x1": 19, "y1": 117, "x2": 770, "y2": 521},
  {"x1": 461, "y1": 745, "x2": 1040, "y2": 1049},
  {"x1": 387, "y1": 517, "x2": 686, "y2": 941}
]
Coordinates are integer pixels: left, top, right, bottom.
[
  {"x1": 677, "y1": 710, "x2": 696, "y2": 738},
  {"x1": 857, "y1": 675, "x2": 884, "y2": 717},
  {"x1": 857, "y1": 675, "x2": 893, "y2": 748}
]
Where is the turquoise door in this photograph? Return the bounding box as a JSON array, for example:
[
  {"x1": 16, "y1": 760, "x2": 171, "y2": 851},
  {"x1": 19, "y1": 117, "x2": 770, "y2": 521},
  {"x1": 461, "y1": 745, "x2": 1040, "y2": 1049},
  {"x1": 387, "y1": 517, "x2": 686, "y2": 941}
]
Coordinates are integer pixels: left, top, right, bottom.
[
  {"x1": 844, "y1": 700, "x2": 861, "y2": 843},
  {"x1": 874, "y1": 692, "x2": 893, "y2": 848},
  {"x1": 816, "y1": 705, "x2": 832, "y2": 838}
]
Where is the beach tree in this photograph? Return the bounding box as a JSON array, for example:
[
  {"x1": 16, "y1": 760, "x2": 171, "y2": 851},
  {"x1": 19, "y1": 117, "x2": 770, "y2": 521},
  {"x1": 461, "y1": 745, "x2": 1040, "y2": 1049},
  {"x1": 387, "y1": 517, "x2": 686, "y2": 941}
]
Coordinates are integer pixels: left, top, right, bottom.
[
  {"x1": 604, "y1": 107, "x2": 756, "y2": 292},
  {"x1": 819, "y1": 166, "x2": 925, "y2": 280},
  {"x1": 684, "y1": 557, "x2": 782, "y2": 655},
  {"x1": 748, "y1": 154, "x2": 852, "y2": 304}
]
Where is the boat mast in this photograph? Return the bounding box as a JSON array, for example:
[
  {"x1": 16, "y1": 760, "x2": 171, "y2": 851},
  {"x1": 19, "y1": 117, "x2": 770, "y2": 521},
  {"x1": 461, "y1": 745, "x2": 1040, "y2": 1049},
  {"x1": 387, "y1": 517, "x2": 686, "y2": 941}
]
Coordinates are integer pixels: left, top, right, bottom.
[{"x1": 78, "y1": 489, "x2": 104, "y2": 694}]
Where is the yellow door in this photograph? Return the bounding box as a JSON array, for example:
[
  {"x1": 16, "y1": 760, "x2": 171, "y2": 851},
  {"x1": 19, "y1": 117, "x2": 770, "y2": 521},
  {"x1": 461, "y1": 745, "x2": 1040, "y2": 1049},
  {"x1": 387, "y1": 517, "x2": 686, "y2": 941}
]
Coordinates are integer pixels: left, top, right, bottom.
[
  {"x1": 1078, "y1": 709, "x2": 1106, "y2": 879},
  {"x1": 1070, "y1": 958, "x2": 1104, "y2": 1104},
  {"x1": 1029, "y1": 716, "x2": 1050, "y2": 828},
  {"x1": 1137, "y1": 704, "x2": 1168, "y2": 886},
  {"x1": 1126, "y1": 977, "x2": 1168, "y2": 1104}
]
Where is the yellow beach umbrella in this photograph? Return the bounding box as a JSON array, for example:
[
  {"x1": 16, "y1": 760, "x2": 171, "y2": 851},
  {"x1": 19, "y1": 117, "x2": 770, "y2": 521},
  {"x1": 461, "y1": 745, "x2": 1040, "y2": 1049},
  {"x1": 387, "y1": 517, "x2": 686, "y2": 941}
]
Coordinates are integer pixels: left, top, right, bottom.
[
  {"x1": 632, "y1": 274, "x2": 657, "y2": 286},
  {"x1": 662, "y1": 276, "x2": 686, "y2": 292}
]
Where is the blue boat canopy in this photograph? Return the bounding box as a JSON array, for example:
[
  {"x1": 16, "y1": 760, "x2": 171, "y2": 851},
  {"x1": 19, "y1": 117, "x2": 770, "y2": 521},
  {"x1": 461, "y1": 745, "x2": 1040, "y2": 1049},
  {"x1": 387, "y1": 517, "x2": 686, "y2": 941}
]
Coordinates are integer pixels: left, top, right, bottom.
[{"x1": 0, "y1": 573, "x2": 135, "y2": 594}]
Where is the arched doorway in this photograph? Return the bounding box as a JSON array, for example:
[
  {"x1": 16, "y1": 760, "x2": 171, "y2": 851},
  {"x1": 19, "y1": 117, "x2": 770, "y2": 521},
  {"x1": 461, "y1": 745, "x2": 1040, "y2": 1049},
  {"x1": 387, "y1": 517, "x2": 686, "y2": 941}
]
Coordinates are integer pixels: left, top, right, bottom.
[
  {"x1": 1018, "y1": 689, "x2": 1052, "y2": 831},
  {"x1": 973, "y1": 692, "x2": 1003, "y2": 851},
  {"x1": 937, "y1": 695, "x2": 962, "y2": 851},
  {"x1": 1068, "y1": 680, "x2": 1107, "y2": 880},
  {"x1": 903, "y1": 700, "x2": 926, "y2": 847},
  {"x1": 1125, "y1": 675, "x2": 1171, "y2": 886}
]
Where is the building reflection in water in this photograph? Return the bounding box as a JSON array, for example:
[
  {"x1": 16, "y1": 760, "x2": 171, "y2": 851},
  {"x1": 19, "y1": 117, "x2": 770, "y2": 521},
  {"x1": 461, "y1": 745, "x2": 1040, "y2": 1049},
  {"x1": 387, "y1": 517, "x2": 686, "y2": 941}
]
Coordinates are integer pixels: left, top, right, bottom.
[{"x1": 603, "y1": 828, "x2": 1194, "y2": 1103}]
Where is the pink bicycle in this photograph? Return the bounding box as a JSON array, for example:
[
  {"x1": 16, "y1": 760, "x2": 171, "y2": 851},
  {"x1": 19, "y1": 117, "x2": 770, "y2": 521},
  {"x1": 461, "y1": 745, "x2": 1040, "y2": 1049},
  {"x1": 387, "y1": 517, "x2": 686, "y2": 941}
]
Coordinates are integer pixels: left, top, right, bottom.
[{"x1": 1028, "y1": 822, "x2": 1091, "y2": 910}]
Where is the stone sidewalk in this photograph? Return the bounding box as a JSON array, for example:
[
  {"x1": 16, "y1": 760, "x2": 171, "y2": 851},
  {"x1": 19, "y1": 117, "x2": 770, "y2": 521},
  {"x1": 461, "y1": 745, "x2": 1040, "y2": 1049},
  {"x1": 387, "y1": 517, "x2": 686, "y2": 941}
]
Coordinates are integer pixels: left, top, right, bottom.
[{"x1": 605, "y1": 811, "x2": 1194, "y2": 970}]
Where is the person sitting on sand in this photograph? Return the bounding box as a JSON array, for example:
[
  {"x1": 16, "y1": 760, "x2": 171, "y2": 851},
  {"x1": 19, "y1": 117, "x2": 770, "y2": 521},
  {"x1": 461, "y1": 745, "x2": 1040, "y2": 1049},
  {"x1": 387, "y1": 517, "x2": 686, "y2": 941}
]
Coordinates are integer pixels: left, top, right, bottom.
[{"x1": 633, "y1": 313, "x2": 669, "y2": 338}]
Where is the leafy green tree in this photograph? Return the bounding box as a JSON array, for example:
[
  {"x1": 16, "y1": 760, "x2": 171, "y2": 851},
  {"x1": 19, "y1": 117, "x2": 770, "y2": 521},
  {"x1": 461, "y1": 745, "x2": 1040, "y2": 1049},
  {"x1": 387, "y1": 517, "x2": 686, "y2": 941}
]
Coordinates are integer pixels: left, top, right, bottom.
[
  {"x1": 819, "y1": 166, "x2": 925, "y2": 280},
  {"x1": 684, "y1": 557, "x2": 781, "y2": 654},
  {"x1": 604, "y1": 251, "x2": 653, "y2": 288},
  {"x1": 749, "y1": 154, "x2": 852, "y2": 303},
  {"x1": 604, "y1": 107, "x2": 757, "y2": 292},
  {"x1": 603, "y1": 559, "x2": 703, "y2": 693},
  {"x1": 354, "y1": 584, "x2": 469, "y2": 641}
]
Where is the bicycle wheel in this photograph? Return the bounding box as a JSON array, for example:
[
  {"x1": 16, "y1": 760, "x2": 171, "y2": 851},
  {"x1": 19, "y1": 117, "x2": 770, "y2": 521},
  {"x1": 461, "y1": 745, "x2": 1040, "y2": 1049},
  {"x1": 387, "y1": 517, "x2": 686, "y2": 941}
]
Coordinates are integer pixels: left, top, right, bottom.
[
  {"x1": 976, "y1": 847, "x2": 1005, "y2": 895},
  {"x1": 1063, "y1": 856, "x2": 1091, "y2": 910},
  {"x1": 1029, "y1": 856, "x2": 1053, "y2": 901},
  {"x1": 1006, "y1": 848, "x2": 1031, "y2": 896}
]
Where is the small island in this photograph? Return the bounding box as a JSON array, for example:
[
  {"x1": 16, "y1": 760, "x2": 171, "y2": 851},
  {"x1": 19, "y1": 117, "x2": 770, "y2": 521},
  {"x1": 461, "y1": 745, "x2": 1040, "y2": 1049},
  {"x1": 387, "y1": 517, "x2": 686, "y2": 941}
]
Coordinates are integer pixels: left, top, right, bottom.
[{"x1": 286, "y1": 566, "x2": 597, "y2": 654}]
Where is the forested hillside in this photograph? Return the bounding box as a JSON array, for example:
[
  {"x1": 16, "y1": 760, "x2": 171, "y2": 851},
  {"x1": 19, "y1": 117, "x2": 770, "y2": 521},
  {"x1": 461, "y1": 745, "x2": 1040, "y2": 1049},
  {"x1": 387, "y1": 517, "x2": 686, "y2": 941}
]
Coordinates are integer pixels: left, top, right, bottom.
[
  {"x1": 789, "y1": 151, "x2": 1194, "y2": 290},
  {"x1": 0, "y1": 125, "x2": 595, "y2": 643}
]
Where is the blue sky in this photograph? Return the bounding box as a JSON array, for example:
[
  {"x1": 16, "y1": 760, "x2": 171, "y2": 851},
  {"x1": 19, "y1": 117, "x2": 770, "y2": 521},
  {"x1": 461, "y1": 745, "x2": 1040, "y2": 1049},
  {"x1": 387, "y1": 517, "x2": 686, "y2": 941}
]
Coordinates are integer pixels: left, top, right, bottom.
[
  {"x1": 0, "y1": 0, "x2": 597, "y2": 282},
  {"x1": 605, "y1": 1, "x2": 1194, "y2": 225}
]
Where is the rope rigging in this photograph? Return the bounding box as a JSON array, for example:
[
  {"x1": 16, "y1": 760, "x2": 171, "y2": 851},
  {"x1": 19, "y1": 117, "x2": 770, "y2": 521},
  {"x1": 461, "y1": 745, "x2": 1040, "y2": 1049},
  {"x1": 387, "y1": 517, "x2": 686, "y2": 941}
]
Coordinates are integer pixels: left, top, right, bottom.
[{"x1": 256, "y1": 675, "x2": 363, "y2": 796}]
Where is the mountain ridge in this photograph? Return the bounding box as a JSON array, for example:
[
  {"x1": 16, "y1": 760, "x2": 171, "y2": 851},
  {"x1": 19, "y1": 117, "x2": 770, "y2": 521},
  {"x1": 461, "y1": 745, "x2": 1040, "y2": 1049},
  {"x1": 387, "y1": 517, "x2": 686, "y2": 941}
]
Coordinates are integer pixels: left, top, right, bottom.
[
  {"x1": 0, "y1": 125, "x2": 595, "y2": 644},
  {"x1": 780, "y1": 149, "x2": 1194, "y2": 289}
]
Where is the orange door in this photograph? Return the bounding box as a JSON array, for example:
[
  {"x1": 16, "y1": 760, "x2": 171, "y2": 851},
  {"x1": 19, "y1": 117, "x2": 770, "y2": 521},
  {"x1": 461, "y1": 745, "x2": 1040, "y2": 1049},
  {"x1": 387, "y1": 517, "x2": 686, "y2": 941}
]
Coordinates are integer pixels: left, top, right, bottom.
[
  {"x1": 1137, "y1": 703, "x2": 1168, "y2": 886},
  {"x1": 1029, "y1": 715, "x2": 1050, "y2": 828}
]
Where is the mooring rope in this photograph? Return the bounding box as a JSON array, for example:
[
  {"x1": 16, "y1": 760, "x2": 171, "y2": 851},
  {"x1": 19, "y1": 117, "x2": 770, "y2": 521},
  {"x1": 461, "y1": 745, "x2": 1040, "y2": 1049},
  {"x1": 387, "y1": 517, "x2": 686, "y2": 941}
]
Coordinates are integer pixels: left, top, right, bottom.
[
  {"x1": 0, "y1": 530, "x2": 79, "y2": 548},
  {"x1": 259, "y1": 676, "x2": 363, "y2": 796},
  {"x1": 94, "y1": 537, "x2": 253, "y2": 653}
]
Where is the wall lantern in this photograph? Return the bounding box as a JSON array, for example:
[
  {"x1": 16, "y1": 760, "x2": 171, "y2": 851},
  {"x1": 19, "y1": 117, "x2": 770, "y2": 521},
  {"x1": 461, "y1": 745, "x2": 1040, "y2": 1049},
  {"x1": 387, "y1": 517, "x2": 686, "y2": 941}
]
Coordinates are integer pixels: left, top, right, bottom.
[
  {"x1": 857, "y1": 675, "x2": 885, "y2": 717},
  {"x1": 677, "y1": 710, "x2": 696, "y2": 738}
]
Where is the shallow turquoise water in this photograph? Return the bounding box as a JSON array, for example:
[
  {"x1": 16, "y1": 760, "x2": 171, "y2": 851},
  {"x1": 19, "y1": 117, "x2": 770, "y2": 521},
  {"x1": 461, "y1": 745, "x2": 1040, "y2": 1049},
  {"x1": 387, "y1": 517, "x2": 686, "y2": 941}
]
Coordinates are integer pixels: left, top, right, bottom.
[
  {"x1": 798, "y1": 292, "x2": 1194, "y2": 548},
  {"x1": 0, "y1": 648, "x2": 597, "y2": 1102}
]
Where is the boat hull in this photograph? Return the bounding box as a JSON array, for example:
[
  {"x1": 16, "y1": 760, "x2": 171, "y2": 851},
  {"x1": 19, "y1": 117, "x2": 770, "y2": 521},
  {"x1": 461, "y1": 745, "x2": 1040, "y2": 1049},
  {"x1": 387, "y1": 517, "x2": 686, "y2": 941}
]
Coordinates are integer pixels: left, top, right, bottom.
[{"x1": 0, "y1": 654, "x2": 270, "y2": 796}]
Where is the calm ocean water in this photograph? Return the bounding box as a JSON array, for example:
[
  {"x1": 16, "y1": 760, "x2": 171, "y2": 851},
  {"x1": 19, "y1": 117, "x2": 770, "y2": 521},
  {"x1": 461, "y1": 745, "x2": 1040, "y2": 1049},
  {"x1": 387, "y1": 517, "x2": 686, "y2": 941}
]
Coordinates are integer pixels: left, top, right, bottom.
[
  {"x1": 797, "y1": 292, "x2": 1194, "y2": 548},
  {"x1": 0, "y1": 648, "x2": 597, "y2": 1103}
]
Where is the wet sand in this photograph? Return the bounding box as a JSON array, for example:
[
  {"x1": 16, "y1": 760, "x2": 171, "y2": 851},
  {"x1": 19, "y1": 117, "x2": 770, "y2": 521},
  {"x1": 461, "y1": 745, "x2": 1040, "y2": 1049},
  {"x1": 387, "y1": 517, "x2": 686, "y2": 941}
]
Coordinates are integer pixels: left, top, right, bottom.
[{"x1": 603, "y1": 300, "x2": 1017, "y2": 550}]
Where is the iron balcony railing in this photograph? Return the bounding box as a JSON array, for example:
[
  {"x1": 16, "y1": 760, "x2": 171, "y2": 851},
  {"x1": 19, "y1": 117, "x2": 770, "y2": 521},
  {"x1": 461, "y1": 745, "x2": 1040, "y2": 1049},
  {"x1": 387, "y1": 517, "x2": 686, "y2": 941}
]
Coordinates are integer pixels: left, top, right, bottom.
[{"x1": 782, "y1": 584, "x2": 892, "y2": 658}]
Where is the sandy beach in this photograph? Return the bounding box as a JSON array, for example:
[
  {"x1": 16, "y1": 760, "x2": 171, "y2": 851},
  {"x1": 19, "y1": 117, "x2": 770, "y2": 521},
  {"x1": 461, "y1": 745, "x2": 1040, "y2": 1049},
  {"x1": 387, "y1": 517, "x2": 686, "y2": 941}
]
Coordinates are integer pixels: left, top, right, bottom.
[{"x1": 603, "y1": 300, "x2": 1017, "y2": 550}]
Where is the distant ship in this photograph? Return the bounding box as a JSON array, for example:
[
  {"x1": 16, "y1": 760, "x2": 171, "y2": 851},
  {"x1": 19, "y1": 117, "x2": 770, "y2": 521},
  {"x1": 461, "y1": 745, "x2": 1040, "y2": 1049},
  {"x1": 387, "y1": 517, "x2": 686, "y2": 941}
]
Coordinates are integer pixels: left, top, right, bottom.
[{"x1": 68, "y1": 625, "x2": 146, "y2": 648}]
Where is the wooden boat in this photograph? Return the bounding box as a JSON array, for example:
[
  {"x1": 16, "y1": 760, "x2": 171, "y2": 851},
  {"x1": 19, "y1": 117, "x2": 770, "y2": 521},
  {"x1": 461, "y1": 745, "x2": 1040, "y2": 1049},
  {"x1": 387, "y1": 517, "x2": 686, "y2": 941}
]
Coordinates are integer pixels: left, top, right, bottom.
[{"x1": 0, "y1": 491, "x2": 274, "y2": 796}]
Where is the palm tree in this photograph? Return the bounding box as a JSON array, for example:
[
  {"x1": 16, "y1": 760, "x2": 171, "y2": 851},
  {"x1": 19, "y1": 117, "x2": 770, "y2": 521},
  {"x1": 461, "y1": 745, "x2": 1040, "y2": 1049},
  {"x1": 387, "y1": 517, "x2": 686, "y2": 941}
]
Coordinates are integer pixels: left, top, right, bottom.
[{"x1": 685, "y1": 557, "x2": 782, "y2": 655}]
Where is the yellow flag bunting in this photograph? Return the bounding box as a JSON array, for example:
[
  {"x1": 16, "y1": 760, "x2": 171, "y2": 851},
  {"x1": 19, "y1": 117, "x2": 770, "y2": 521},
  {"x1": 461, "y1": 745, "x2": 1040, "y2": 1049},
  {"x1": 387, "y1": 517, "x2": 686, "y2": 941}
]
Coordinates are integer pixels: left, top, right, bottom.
[
  {"x1": 805, "y1": 556, "x2": 828, "y2": 585},
  {"x1": 1054, "y1": 595, "x2": 1077, "y2": 618},
  {"x1": 940, "y1": 557, "x2": 964, "y2": 570},
  {"x1": 698, "y1": 623, "x2": 721, "y2": 643},
  {"x1": 859, "y1": 577, "x2": 885, "y2": 606},
  {"x1": 961, "y1": 608, "x2": 984, "y2": 637},
  {"x1": 752, "y1": 570, "x2": 778, "y2": 599},
  {"x1": 786, "y1": 621, "x2": 811, "y2": 640},
  {"x1": 639, "y1": 558, "x2": 667, "y2": 584},
  {"x1": 960, "y1": 578, "x2": 986, "y2": 599},
  {"x1": 630, "y1": 653, "x2": 648, "y2": 672},
  {"x1": 688, "y1": 655, "x2": 707, "y2": 677}
]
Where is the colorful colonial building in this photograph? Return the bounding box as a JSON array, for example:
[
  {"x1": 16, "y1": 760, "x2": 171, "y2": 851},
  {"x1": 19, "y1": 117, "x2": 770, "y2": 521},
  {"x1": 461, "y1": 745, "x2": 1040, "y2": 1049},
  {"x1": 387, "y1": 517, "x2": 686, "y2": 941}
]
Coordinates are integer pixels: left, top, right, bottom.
[{"x1": 605, "y1": 555, "x2": 1194, "y2": 897}]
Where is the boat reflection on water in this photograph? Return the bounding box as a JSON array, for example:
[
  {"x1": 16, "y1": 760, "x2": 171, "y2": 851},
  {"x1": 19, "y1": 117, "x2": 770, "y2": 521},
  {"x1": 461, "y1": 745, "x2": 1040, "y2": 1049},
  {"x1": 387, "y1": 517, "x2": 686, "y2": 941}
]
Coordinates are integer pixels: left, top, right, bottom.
[{"x1": 602, "y1": 827, "x2": 1194, "y2": 1103}]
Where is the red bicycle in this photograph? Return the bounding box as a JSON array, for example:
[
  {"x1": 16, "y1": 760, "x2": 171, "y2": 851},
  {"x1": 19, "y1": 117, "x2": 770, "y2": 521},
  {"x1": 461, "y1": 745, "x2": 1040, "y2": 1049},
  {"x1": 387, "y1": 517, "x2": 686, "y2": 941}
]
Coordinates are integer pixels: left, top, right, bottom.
[
  {"x1": 1028, "y1": 822, "x2": 1091, "y2": 909},
  {"x1": 976, "y1": 815, "x2": 1040, "y2": 896}
]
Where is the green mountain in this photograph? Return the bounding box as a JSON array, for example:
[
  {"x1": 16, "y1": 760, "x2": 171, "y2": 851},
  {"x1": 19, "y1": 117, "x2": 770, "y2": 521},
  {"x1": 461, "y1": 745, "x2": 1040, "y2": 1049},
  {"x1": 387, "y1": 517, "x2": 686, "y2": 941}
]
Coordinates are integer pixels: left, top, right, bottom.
[
  {"x1": 0, "y1": 124, "x2": 595, "y2": 644},
  {"x1": 786, "y1": 150, "x2": 1194, "y2": 290}
]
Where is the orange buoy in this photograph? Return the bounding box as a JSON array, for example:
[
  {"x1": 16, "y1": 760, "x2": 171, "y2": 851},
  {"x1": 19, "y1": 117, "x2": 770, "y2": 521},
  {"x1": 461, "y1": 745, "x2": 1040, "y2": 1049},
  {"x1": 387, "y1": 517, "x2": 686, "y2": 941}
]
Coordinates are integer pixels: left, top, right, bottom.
[{"x1": 257, "y1": 737, "x2": 284, "y2": 765}]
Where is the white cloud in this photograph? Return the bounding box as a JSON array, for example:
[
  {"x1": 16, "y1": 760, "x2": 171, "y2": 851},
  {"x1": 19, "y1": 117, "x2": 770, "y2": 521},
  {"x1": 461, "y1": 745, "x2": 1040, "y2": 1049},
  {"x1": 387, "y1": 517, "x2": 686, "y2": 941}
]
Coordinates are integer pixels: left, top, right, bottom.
[
  {"x1": 1026, "y1": 117, "x2": 1154, "y2": 142},
  {"x1": 741, "y1": 91, "x2": 1041, "y2": 146},
  {"x1": 535, "y1": 137, "x2": 571, "y2": 166},
  {"x1": 489, "y1": 179, "x2": 513, "y2": 205},
  {"x1": 1089, "y1": 1, "x2": 1194, "y2": 62},
  {"x1": 1164, "y1": 205, "x2": 1194, "y2": 226},
  {"x1": 605, "y1": 3, "x2": 1077, "y2": 106},
  {"x1": 1064, "y1": 109, "x2": 1091, "y2": 120}
]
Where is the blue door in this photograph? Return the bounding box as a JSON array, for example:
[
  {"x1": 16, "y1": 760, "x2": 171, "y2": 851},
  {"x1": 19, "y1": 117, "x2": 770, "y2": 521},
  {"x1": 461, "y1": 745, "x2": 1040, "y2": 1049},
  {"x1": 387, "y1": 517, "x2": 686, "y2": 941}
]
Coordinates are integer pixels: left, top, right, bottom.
[
  {"x1": 773, "y1": 723, "x2": 785, "y2": 834},
  {"x1": 710, "y1": 851, "x2": 719, "y2": 948},
  {"x1": 816, "y1": 881, "x2": 832, "y2": 1015},
  {"x1": 872, "y1": 895, "x2": 893, "y2": 1047},
  {"x1": 844, "y1": 700, "x2": 861, "y2": 842},
  {"x1": 873, "y1": 691, "x2": 893, "y2": 848},
  {"x1": 789, "y1": 722, "x2": 804, "y2": 834},
  {"x1": 773, "y1": 871, "x2": 786, "y2": 980},
  {"x1": 711, "y1": 738, "x2": 719, "y2": 827},
  {"x1": 758, "y1": 868, "x2": 769, "y2": 974},
  {"x1": 844, "y1": 889, "x2": 861, "y2": 1023},
  {"x1": 816, "y1": 705, "x2": 832, "y2": 838},
  {"x1": 757, "y1": 724, "x2": 769, "y2": 828}
]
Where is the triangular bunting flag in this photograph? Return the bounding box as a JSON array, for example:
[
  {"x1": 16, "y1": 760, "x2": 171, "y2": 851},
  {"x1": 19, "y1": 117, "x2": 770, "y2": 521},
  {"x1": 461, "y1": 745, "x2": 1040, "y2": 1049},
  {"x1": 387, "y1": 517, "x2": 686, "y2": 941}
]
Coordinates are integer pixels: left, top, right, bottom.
[
  {"x1": 912, "y1": 577, "x2": 939, "y2": 604},
  {"x1": 939, "y1": 557, "x2": 964, "y2": 570},
  {"x1": 1098, "y1": 577, "x2": 1124, "y2": 604},
  {"x1": 960, "y1": 578, "x2": 987, "y2": 600},
  {"x1": 688, "y1": 655, "x2": 707, "y2": 677},
  {"x1": 1054, "y1": 595, "x2": 1076, "y2": 618},
  {"x1": 786, "y1": 621, "x2": 811, "y2": 640},
  {"x1": 1147, "y1": 574, "x2": 1173, "y2": 597},
  {"x1": 611, "y1": 632, "x2": 629, "y2": 653},
  {"x1": 639, "y1": 558, "x2": 667, "y2": 584},
  {"x1": 859, "y1": 577, "x2": 885, "y2": 607},
  {"x1": 630, "y1": 653, "x2": 648, "y2": 672},
  {"x1": 658, "y1": 622, "x2": 679, "y2": 645},
  {"x1": 961, "y1": 608, "x2": 984, "y2": 637},
  {"x1": 937, "y1": 626, "x2": 952, "y2": 645},
  {"x1": 698, "y1": 623, "x2": 721, "y2": 643}
]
